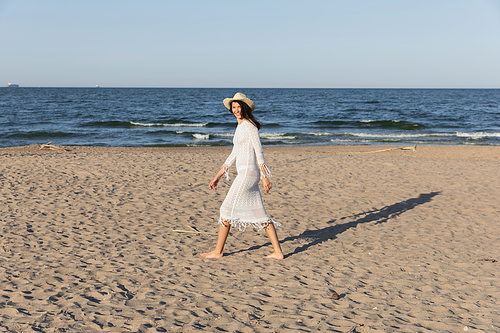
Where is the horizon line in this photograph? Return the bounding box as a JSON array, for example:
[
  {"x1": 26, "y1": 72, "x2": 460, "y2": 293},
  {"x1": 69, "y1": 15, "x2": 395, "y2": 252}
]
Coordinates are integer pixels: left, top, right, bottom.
[{"x1": 3, "y1": 86, "x2": 500, "y2": 89}]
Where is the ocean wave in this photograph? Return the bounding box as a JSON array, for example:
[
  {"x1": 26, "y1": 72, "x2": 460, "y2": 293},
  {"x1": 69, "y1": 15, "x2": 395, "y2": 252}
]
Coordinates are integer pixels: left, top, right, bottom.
[
  {"x1": 344, "y1": 132, "x2": 433, "y2": 138},
  {"x1": 130, "y1": 121, "x2": 164, "y2": 127},
  {"x1": 213, "y1": 133, "x2": 234, "y2": 138},
  {"x1": 263, "y1": 123, "x2": 282, "y2": 128},
  {"x1": 199, "y1": 131, "x2": 500, "y2": 141},
  {"x1": 328, "y1": 132, "x2": 500, "y2": 144},
  {"x1": 260, "y1": 133, "x2": 297, "y2": 140},
  {"x1": 455, "y1": 132, "x2": 500, "y2": 139},
  {"x1": 131, "y1": 121, "x2": 208, "y2": 128},
  {"x1": 339, "y1": 132, "x2": 496, "y2": 139},
  {"x1": 330, "y1": 139, "x2": 372, "y2": 143},
  {"x1": 330, "y1": 138, "x2": 497, "y2": 146},
  {"x1": 84, "y1": 121, "x2": 210, "y2": 128},
  {"x1": 358, "y1": 120, "x2": 424, "y2": 130},
  {"x1": 303, "y1": 132, "x2": 333, "y2": 136},
  {"x1": 193, "y1": 133, "x2": 210, "y2": 140}
]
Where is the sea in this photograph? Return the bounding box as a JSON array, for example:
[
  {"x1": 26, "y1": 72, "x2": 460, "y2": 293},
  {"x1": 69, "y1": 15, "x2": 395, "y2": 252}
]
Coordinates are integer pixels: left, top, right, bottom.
[{"x1": 1, "y1": 88, "x2": 499, "y2": 148}]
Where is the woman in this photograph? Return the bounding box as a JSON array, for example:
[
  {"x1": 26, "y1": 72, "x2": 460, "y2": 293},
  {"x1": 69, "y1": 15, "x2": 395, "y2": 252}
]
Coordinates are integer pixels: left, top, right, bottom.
[{"x1": 200, "y1": 93, "x2": 284, "y2": 260}]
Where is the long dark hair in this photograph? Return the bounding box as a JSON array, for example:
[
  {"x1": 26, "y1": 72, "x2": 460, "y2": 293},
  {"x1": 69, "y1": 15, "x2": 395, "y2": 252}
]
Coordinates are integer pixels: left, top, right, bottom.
[{"x1": 230, "y1": 101, "x2": 262, "y2": 130}]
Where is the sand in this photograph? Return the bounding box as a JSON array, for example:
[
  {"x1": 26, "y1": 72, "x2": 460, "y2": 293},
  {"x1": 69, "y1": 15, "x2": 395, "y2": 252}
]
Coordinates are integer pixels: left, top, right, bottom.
[{"x1": 0, "y1": 144, "x2": 499, "y2": 332}]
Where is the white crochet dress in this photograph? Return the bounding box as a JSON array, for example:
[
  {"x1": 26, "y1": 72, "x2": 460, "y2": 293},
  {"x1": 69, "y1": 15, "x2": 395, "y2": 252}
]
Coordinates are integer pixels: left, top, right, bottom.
[{"x1": 220, "y1": 120, "x2": 281, "y2": 231}]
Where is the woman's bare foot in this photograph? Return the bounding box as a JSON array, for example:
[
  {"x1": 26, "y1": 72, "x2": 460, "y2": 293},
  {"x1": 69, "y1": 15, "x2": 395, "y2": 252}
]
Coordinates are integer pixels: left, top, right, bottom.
[
  {"x1": 264, "y1": 252, "x2": 284, "y2": 260},
  {"x1": 200, "y1": 250, "x2": 223, "y2": 259}
]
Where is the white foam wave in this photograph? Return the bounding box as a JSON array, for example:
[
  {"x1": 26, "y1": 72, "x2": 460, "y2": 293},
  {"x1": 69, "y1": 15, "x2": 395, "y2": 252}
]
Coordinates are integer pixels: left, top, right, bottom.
[
  {"x1": 330, "y1": 139, "x2": 373, "y2": 144},
  {"x1": 344, "y1": 132, "x2": 431, "y2": 138},
  {"x1": 260, "y1": 133, "x2": 297, "y2": 140},
  {"x1": 359, "y1": 119, "x2": 401, "y2": 123},
  {"x1": 303, "y1": 132, "x2": 332, "y2": 136},
  {"x1": 131, "y1": 121, "x2": 208, "y2": 128},
  {"x1": 456, "y1": 132, "x2": 500, "y2": 139},
  {"x1": 332, "y1": 131, "x2": 500, "y2": 141},
  {"x1": 174, "y1": 123, "x2": 208, "y2": 128},
  {"x1": 130, "y1": 121, "x2": 163, "y2": 127},
  {"x1": 213, "y1": 133, "x2": 234, "y2": 138},
  {"x1": 193, "y1": 134, "x2": 209, "y2": 140}
]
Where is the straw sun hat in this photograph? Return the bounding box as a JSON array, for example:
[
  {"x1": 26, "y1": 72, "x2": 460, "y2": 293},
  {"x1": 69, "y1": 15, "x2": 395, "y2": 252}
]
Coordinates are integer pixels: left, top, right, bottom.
[{"x1": 223, "y1": 93, "x2": 256, "y2": 112}]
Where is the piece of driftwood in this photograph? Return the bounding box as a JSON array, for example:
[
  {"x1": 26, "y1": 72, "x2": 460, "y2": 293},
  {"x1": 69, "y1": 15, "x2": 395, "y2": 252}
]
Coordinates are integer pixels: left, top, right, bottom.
[
  {"x1": 477, "y1": 258, "x2": 496, "y2": 262},
  {"x1": 40, "y1": 141, "x2": 64, "y2": 150},
  {"x1": 359, "y1": 144, "x2": 417, "y2": 154}
]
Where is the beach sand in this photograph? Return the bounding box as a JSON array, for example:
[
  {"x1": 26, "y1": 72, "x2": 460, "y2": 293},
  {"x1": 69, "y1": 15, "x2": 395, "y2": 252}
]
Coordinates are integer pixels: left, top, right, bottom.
[{"x1": 1, "y1": 144, "x2": 499, "y2": 332}]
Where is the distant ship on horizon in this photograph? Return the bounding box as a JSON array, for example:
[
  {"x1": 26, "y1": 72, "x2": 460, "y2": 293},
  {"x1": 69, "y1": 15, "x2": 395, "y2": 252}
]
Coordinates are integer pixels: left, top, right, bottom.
[{"x1": 6, "y1": 83, "x2": 19, "y2": 87}]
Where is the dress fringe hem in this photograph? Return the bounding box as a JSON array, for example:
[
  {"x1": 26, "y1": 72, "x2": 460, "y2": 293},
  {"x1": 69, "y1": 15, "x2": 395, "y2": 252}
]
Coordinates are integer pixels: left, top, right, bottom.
[{"x1": 218, "y1": 216, "x2": 282, "y2": 232}]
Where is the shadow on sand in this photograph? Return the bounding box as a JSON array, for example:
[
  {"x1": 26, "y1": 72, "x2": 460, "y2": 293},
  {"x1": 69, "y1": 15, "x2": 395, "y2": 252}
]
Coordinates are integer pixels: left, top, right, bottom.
[{"x1": 229, "y1": 191, "x2": 441, "y2": 258}]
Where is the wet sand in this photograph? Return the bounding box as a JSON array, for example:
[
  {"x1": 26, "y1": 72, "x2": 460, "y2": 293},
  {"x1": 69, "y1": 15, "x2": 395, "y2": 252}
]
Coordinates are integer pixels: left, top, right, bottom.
[{"x1": 1, "y1": 144, "x2": 499, "y2": 332}]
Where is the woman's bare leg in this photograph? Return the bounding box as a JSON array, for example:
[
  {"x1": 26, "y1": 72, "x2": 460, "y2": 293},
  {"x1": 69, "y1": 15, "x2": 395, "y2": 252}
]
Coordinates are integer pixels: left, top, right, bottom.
[
  {"x1": 263, "y1": 223, "x2": 284, "y2": 260},
  {"x1": 200, "y1": 222, "x2": 231, "y2": 258}
]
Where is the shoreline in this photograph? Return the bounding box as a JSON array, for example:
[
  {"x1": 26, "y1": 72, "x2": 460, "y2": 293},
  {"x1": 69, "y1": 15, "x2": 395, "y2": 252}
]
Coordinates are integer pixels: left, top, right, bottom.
[
  {"x1": 2, "y1": 141, "x2": 499, "y2": 151},
  {"x1": 1, "y1": 144, "x2": 499, "y2": 331},
  {"x1": 2, "y1": 140, "x2": 500, "y2": 152}
]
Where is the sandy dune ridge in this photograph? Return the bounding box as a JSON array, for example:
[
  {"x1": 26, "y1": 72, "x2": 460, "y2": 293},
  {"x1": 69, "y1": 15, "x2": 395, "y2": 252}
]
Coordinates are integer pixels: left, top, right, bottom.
[{"x1": 1, "y1": 145, "x2": 499, "y2": 332}]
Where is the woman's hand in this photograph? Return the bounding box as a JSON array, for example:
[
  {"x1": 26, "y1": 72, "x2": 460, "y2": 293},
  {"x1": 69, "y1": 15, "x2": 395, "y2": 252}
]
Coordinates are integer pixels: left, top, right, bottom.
[
  {"x1": 262, "y1": 177, "x2": 272, "y2": 193},
  {"x1": 209, "y1": 175, "x2": 221, "y2": 190}
]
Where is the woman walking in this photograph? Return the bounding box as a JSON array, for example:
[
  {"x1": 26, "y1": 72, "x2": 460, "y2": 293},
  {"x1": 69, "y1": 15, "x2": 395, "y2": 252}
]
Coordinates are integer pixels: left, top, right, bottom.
[{"x1": 200, "y1": 93, "x2": 284, "y2": 260}]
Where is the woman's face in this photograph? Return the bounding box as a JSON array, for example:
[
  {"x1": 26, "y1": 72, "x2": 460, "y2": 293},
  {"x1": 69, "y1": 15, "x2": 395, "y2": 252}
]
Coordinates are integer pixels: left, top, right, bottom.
[{"x1": 231, "y1": 102, "x2": 243, "y2": 121}]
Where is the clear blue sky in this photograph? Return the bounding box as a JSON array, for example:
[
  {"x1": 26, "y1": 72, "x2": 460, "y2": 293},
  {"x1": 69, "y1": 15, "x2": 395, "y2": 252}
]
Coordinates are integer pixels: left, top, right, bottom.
[{"x1": 1, "y1": 0, "x2": 499, "y2": 88}]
